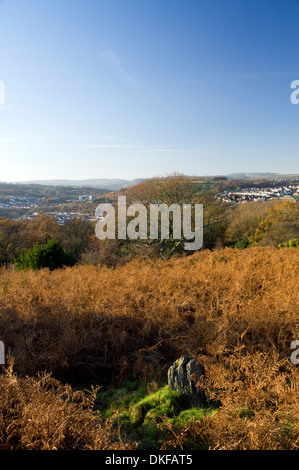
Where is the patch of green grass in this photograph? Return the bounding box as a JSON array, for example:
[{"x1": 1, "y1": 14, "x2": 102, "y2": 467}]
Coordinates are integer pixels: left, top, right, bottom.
[
  {"x1": 130, "y1": 386, "x2": 188, "y2": 426},
  {"x1": 95, "y1": 380, "x2": 148, "y2": 419},
  {"x1": 96, "y1": 381, "x2": 217, "y2": 450},
  {"x1": 170, "y1": 407, "x2": 217, "y2": 427}
]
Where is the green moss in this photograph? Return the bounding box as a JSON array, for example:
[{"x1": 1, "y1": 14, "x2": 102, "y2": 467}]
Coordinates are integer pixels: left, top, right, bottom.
[
  {"x1": 130, "y1": 386, "x2": 189, "y2": 426},
  {"x1": 170, "y1": 407, "x2": 216, "y2": 427},
  {"x1": 96, "y1": 381, "x2": 218, "y2": 450},
  {"x1": 96, "y1": 381, "x2": 148, "y2": 419}
]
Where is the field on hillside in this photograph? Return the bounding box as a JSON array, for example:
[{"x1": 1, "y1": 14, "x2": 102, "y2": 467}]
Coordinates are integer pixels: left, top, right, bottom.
[{"x1": 0, "y1": 246, "x2": 298, "y2": 450}]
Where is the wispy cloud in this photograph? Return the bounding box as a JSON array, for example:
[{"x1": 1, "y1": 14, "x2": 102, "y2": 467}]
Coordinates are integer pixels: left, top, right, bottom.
[{"x1": 100, "y1": 47, "x2": 139, "y2": 86}]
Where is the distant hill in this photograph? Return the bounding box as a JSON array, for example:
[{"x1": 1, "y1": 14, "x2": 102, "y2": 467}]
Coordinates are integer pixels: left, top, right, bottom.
[
  {"x1": 20, "y1": 178, "x2": 147, "y2": 190},
  {"x1": 17, "y1": 173, "x2": 299, "y2": 190},
  {"x1": 224, "y1": 172, "x2": 299, "y2": 180}
]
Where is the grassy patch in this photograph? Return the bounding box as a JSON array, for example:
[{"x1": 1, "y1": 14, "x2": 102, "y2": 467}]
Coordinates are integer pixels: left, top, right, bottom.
[{"x1": 96, "y1": 382, "x2": 217, "y2": 450}]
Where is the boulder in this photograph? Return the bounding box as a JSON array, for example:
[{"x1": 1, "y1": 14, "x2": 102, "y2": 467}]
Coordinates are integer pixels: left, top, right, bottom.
[{"x1": 167, "y1": 355, "x2": 206, "y2": 405}]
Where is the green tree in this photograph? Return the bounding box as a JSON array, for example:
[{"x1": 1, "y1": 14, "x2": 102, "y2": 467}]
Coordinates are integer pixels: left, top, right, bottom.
[
  {"x1": 13, "y1": 239, "x2": 75, "y2": 271},
  {"x1": 278, "y1": 238, "x2": 299, "y2": 248}
]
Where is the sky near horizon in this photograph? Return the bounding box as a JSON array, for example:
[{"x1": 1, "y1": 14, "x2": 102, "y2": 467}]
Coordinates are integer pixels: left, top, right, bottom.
[{"x1": 0, "y1": 0, "x2": 299, "y2": 182}]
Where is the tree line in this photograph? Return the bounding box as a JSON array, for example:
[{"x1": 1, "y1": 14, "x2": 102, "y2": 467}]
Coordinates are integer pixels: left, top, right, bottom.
[{"x1": 0, "y1": 175, "x2": 298, "y2": 269}]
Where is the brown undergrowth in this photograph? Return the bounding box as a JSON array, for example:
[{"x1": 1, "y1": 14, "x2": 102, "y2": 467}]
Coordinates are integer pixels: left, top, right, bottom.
[
  {"x1": 161, "y1": 349, "x2": 299, "y2": 450},
  {"x1": 0, "y1": 246, "x2": 297, "y2": 382},
  {"x1": 0, "y1": 363, "x2": 134, "y2": 450},
  {"x1": 0, "y1": 246, "x2": 298, "y2": 449}
]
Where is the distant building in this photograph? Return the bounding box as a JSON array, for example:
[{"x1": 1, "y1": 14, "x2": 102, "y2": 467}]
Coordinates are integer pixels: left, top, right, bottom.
[{"x1": 79, "y1": 195, "x2": 92, "y2": 202}]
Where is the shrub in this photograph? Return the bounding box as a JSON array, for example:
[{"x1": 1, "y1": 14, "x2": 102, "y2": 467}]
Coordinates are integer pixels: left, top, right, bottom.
[
  {"x1": 13, "y1": 239, "x2": 75, "y2": 270},
  {"x1": 235, "y1": 236, "x2": 250, "y2": 250},
  {"x1": 278, "y1": 238, "x2": 299, "y2": 248}
]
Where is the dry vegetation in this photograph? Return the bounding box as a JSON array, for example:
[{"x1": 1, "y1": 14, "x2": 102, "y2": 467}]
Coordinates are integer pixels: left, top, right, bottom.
[
  {"x1": 161, "y1": 350, "x2": 299, "y2": 450},
  {"x1": 0, "y1": 364, "x2": 133, "y2": 450},
  {"x1": 0, "y1": 246, "x2": 298, "y2": 449}
]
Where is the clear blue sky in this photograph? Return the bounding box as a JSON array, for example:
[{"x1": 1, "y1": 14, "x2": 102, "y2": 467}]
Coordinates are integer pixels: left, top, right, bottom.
[{"x1": 0, "y1": 0, "x2": 299, "y2": 181}]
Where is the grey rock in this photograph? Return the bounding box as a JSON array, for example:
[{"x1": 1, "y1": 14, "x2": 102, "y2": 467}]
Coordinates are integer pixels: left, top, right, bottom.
[{"x1": 167, "y1": 355, "x2": 206, "y2": 405}]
